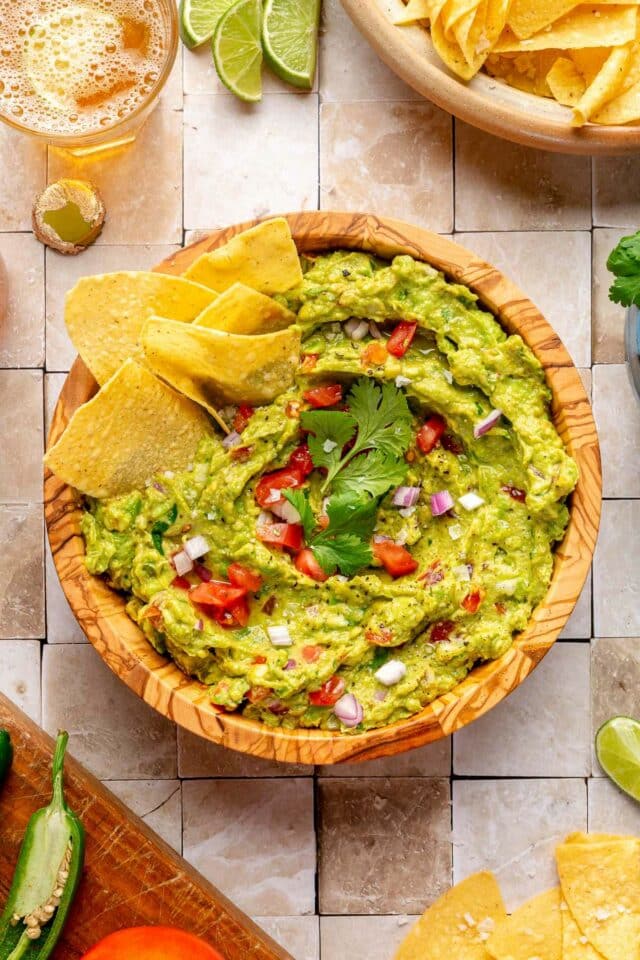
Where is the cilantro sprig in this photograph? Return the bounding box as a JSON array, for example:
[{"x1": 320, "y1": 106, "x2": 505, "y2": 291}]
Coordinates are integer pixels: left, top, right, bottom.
[
  {"x1": 285, "y1": 489, "x2": 377, "y2": 576},
  {"x1": 607, "y1": 231, "x2": 640, "y2": 308}
]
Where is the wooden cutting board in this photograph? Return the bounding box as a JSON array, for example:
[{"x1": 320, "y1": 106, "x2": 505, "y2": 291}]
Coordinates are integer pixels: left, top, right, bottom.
[{"x1": 0, "y1": 694, "x2": 293, "y2": 960}]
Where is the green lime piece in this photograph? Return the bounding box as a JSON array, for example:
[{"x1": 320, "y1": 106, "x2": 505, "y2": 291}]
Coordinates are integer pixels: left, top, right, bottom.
[
  {"x1": 212, "y1": 0, "x2": 262, "y2": 103},
  {"x1": 595, "y1": 715, "x2": 640, "y2": 802},
  {"x1": 261, "y1": 0, "x2": 321, "y2": 90},
  {"x1": 179, "y1": 0, "x2": 233, "y2": 50}
]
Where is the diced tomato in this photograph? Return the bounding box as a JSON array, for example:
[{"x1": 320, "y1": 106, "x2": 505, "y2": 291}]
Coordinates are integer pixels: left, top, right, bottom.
[
  {"x1": 302, "y1": 644, "x2": 322, "y2": 663},
  {"x1": 317, "y1": 512, "x2": 330, "y2": 530},
  {"x1": 287, "y1": 443, "x2": 314, "y2": 477},
  {"x1": 139, "y1": 604, "x2": 164, "y2": 630},
  {"x1": 228, "y1": 562, "x2": 263, "y2": 592},
  {"x1": 300, "y1": 353, "x2": 319, "y2": 372},
  {"x1": 430, "y1": 620, "x2": 455, "y2": 644},
  {"x1": 303, "y1": 383, "x2": 343, "y2": 408},
  {"x1": 387, "y1": 320, "x2": 418, "y2": 358},
  {"x1": 227, "y1": 595, "x2": 250, "y2": 627},
  {"x1": 495, "y1": 601, "x2": 507, "y2": 616},
  {"x1": 361, "y1": 341, "x2": 388, "y2": 367},
  {"x1": 309, "y1": 675, "x2": 345, "y2": 707},
  {"x1": 256, "y1": 522, "x2": 304, "y2": 553},
  {"x1": 295, "y1": 548, "x2": 329, "y2": 582},
  {"x1": 233, "y1": 404, "x2": 254, "y2": 433},
  {"x1": 193, "y1": 563, "x2": 212, "y2": 582},
  {"x1": 416, "y1": 415, "x2": 446, "y2": 455},
  {"x1": 253, "y1": 655, "x2": 267, "y2": 664},
  {"x1": 247, "y1": 685, "x2": 271, "y2": 703},
  {"x1": 230, "y1": 445, "x2": 253, "y2": 462},
  {"x1": 441, "y1": 433, "x2": 464, "y2": 455},
  {"x1": 262, "y1": 595, "x2": 277, "y2": 615},
  {"x1": 418, "y1": 560, "x2": 444, "y2": 586},
  {"x1": 462, "y1": 590, "x2": 482, "y2": 614},
  {"x1": 501, "y1": 484, "x2": 526, "y2": 503},
  {"x1": 190, "y1": 581, "x2": 247, "y2": 609},
  {"x1": 285, "y1": 399, "x2": 303, "y2": 419},
  {"x1": 171, "y1": 575, "x2": 191, "y2": 590},
  {"x1": 372, "y1": 540, "x2": 418, "y2": 578},
  {"x1": 365, "y1": 626, "x2": 394, "y2": 646},
  {"x1": 255, "y1": 466, "x2": 305, "y2": 509}
]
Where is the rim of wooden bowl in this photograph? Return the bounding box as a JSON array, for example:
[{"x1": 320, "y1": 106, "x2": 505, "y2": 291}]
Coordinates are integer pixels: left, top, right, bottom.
[
  {"x1": 341, "y1": 0, "x2": 640, "y2": 156},
  {"x1": 44, "y1": 212, "x2": 602, "y2": 766}
]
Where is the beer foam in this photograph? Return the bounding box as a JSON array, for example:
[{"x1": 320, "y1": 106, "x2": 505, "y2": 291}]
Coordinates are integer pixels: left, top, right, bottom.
[{"x1": 0, "y1": 0, "x2": 170, "y2": 136}]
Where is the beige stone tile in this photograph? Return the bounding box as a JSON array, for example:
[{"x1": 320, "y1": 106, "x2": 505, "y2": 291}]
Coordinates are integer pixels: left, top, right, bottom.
[
  {"x1": 108, "y1": 779, "x2": 182, "y2": 852},
  {"x1": 0, "y1": 371, "x2": 43, "y2": 502},
  {"x1": 588, "y1": 777, "x2": 640, "y2": 834},
  {"x1": 455, "y1": 123, "x2": 591, "y2": 231},
  {"x1": 46, "y1": 243, "x2": 180, "y2": 371},
  {"x1": 453, "y1": 643, "x2": 590, "y2": 777},
  {"x1": 0, "y1": 503, "x2": 45, "y2": 639},
  {"x1": 0, "y1": 639, "x2": 41, "y2": 722},
  {"x1": 453, "y1": 779, "x2": 586, "y2": 911},
  {"x1": 455, "y1": 231, "x2": 591, "y2": 367},
  {"x1": 184, "y1": 94, "x2": 318, "y2": 230},
  {"x1": 182, "y1": 778, "x2": 315, "y2": 915},
  {"x1": 559, "y1": 570, "x2": 591, "y2": 640},
  {"x1": 256, "y1": 917, "x2": 319, "y2": 960},
  {"x1": 591, "y1": 637, "x2": 640, "y2": 776},
  {"x1": 183, "y1": 41, "x2": 317, "y2": 95},
  {"x1": 48, "y1": 107, "x2": 183, "y2": 244},
  {"x1": 178, "y1": 727, "x2": 312, "y2": 777},
  {"x1": 320, "y1": 102, "x2": 453, "y2": 233},
  {"x1": 593, "y1": 500, "x2": 640, "y2": 637},
  {"x1": 593, "y1": 156, "x2": 640, "y2": 228},
  {"x1": 0, "y1": 126, "x2": 47, "y2": 231},
  {"x1": 593, "y1": 228, "x2": 628, "y2": 363},
  {"x1": 319, "y1": 0, "x2": 421, "y2": 102},
  {"x1": 593, "y1": 364, "x2": 640, "y2": 499},
  {"x1": 320, "y1": 916, "x2": 416, "y2": 960},
  {"x1": 319, "y1": 739, "x2": 450, "y2": 777},
  {"x1": 318, "y1": 778, "x2": 451, "y2": 914},
  {"x1": 42, "y1": 644, "x2": 177, "y2": 779},
  {"x1": 0, "y1": 234, "x2": 45, "y2": 368}
]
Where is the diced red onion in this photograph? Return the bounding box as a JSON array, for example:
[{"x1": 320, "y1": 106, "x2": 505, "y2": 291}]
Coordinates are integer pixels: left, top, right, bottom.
[
  {"x1": 430, "y1": 490, "x2": 454, "y2": 516},
  {"x1": 152, "y1": 481, "x2": 166, "y2": 493},
  {"x1": 195, "y1": 618, "x2": 203, "y2": 631},
  {"x1": 448, "y1": 524, "x2": 463, "y2": 540},
  {"x1": 369, "y1": 321, "x2": 382, "y2": 340},
  {"x1": 184, "y1": 535, "x2": 209, "y2": 560},
  {"x1": 222, "y1": 430, "x2": 242, "y2": 449},
  {"x1": 271, "y1": 499, "x2": 301, "y2": 523},
  {"x1": 173, "y1": 550, "x2": 193, "y2": 576},
  {"x1": 265, "y1": 487, "x2": 282, "y2": 505},
  {"x1": 392, "y1": 486, "x2": 421, "y2": 508},
  {"x1": 395, "y1": 375, "x2": 412, "y2": 388},
  {"x1": 163, "y1": 470, "x2": 175, "y2": 479},
  {"x1": 333, "y1": 693, "x2": 364, "y2": 728},
  {"x1": 375, "y1": 659, "x2": 407, "y2": 687},
  {"x1": 398, "y1": 507, "x2": 416, "y2": 519},
  {"x1": 284, "y1": 658, "x2": 297, "y2": 670},
  {"x1": 374, "y1": 689, "x2": 387, "y2": 702},
  {"x1": 443, "y1": 370, "x2": 453, "y2": 384},
  {"x1": 267, "y1": 699, "x2": 288, "y2": 715},
  {"x1": 267, "y1": 624, "x2": 292, "y2": 647},
  {"x1": 194, "y1": 563, "x2": 212, "y2": 582},
  {"x1": 395, "y1": 528, "x2": 409, "y2": 544},
  {"x1": 373, "y1": 534, "x2": 392, "y2": 543},
  {"x1": 344, "y1": 318, "x2": 369, "y2": 340},
  {"x1": 473, "y1": 409, "x2": 502, "y2": 439},
  {"x1": 258, "y1": 510, "x2": 274, "y2": 525},
  {"x1": 496, "y1": 578, "x2": 518, "y2": 595},
  {"x1": 453, "y1": 564, "x2": 472, "y2": 582},
  {"x1": 458, "y1": 492, "x2": 484, "y2": 511}
]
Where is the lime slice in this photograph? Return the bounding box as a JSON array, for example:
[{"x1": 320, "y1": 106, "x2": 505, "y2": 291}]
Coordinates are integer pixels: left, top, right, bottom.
[
  {"x1": 595, "y1": 715, "x2": 640, "y2": 802},
  {"x1": 262, "y1": 0, "x2": 321, "y2": 90},
  {"x1": 212, "y1": 0, "x2": 262, "y2": 103},
  {"x1": 179, "y1": 0, "x2": 232, "y2": 50}
]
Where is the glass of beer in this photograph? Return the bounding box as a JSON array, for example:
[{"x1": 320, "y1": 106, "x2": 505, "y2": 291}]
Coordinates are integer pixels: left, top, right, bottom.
[{"x1": 0, "y1": 0, "x2": 178, "y2": 155}]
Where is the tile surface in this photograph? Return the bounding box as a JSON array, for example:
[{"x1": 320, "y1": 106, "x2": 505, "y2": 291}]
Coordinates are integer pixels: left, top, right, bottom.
[
  {"x1": 0, "y1": 640, "x2": 41, "y2": 722},
  {"x1": 593, "y1": 364, "x2": 640, "y2": 498},
  {"x1": 0, "y1": 370, "x2": 44, "y2": 502},
  {"x1": 108, "y1": 779, "x2": 182, "y2": 852},
  {"x1": 591, "y1": 637, "x2": 640, "y2": 776},
  {"x1": 593, "y1": 500, "x2": 640, "y2": 637},
  {"x1": 0, "y1": 234, "x2": 44, "y2": 368},
  {"x1": 320, "y1": 916, "x2": 416, "y2": 960},
  {"x1": 0, "y1": 502, "x2": 45, "y2": 639}
]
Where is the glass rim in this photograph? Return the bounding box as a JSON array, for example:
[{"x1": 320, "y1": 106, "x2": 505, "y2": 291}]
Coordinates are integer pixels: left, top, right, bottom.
[{"x1": 0, "y1": 0, "x2": 179, "y2": 147}]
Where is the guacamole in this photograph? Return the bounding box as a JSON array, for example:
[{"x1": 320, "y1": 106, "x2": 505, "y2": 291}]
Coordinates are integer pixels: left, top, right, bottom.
[{"x1": 82, "y1": 251, "x2": 578, "y2": 733}]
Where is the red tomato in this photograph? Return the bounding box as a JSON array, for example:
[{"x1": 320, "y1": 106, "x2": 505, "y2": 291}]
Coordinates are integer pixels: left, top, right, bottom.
[
  {"x1": 255, "y1": 466, "x2": 305, "y2": 509},
  {"x1": 79, "y1": 927, "x2": 225, "y2": 960},
  {"x1": 253, "y1": 655, "x2": 267, "y2": 664},
  {"x1": 361, "y1": 341, "x2": 388, "y2": 367},
  {"x1": 171, "y1": 575, "x2": 191, "y2": 590},
  {"x1": 303, "y1": 383, "x2": 343, "y2": 408},
  {"x1": 230, "y1": 445, "x2": 252, "y2": 462},
  {"x1": 495, "y1": 602, "x2": 507, "y2": 616},
  {"x1": 309, "y1": 675, "x2": 345, "y2": 707},
  {"x1": 302, "y1": 644, "x2": 322, "y2": 663},
  {"x1": 461, "y1": 590, "x2": 482, "y2": 614},
  {"x1": 372, "y1": 540, "x2": 418, "y2": 578},
  {"x1": 247, "y1": 686, "x2": 271, "y2": 703},
  {"x1": 233, "y1": 404, "x2": 254, "y2": 433},
  {"x1": 226, "y1": 595, "x2": 250, "y2": 627},
  {"x1": 256, "y1": 522, "x2": 304, "y2": 553},
  {"x1": 227, "y1": 562, "x2": 263, "y2": 592},
  {"x1": 501, "y1": 483, "x2": 526, "y2": 503},
  {"x1": 287, "y1": 443, "x2": 314, "y2": 477},
  {"x1": 386, "y1": 320, "x2": 418, "y2": 358},
  {"x1": 430, "y1": 620, "x2": 455, "y2": 644},
  {"x1": 416, "y1": 415, "x2": 446, "y2": 455},
  {"x1": 300, "y1": 353, "x2": 319, "y2": 372},
  {"x1": 295, "y1": 548, "x2": 329, "y2": 582},
  {"x1": 418, "y1": 561, "x2": 444, "y2": 586},
  {"x1": 365, "y1": 626, "x2": 394, "y2": 646},
  {"x1": 190, "y1": 581, "x2": 247, "y2": 609}
]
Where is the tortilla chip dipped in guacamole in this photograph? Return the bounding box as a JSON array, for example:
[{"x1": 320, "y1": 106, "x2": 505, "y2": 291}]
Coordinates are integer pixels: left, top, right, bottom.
[
  {"x1": 183, "y1": 217, "x2": 303, "y2": 294},
  {"x1": 44, "y1": 359, "x2": 213, "y2": 498},
  {"x1": 65, "y1": 271, "x2": 217, "y2": 385},
  {"x1": 195, "y1": 282, "x2": 296, "y2": 334}
]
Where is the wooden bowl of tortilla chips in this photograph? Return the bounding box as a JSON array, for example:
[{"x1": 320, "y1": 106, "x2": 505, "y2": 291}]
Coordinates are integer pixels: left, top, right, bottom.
[
  {"x1": 342, "y1": 0, "x2": 640, "y2": 155},
  {"x1": 44, "y1": 212, "x2": 601, "y2": 765}
]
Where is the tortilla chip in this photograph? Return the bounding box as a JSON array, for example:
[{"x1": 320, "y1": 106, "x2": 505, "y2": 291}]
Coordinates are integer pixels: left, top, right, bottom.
[
  {"x1": 486, "y1": 888, "x2": 562, "y2": 960},
  {"x1": 494, "y1": 6, "x2": 638, "y2": 53},
  {"x1": 485, "y1": 50, "x2": 557, "y2": 96},
  {"x1": 570, "y1": 48, "x2": 611, "y2": 85},
  {"x1": 65, "y1": 272, "x2": 217, "y2": 386},
  {"x1": 194, "y1": 282, "x2": 296, "y2": 335},
  {"x1": 547, "y1": 56, "x2": 587, "y2": 104},
  {"x1": 44, "y1": 359, "x2": 213, "y2": 498},
  {"x1": 556, "y1": 838, "x2": 640, "y2": 960},
  {"x1": 593, "y1": 76, "x2": 640, "y2": 123},
  {"x1": 507, "y1": 0, "x2": 578, "y2": 39},
  {"x1": 443, "y1": 0, "x2": 483, "y2": 39},
  {"x1": 183, "y1": 218, "x2": 303, "y2": 295},
  {"x1": 393, "y1": 0, "x2": 430, "y2": 24},
  {"x1": 562, "y1": 900, "x2": 603, "y2": 960},
  {"x1": 394, "y1": 871, "x2": 507, "y2": 960},
  {"x1": 431, "y1": 14, "x2": 479, "y2": 77},
  {"x1": 432, "y1": 0, "x2": 509, "y2": 73},
  {"x1": 141, "y1": 317, "x2": 301, "y2": 409},
  {"x1": 572, "y1": 43, "x2": 632, "y2": 124}
]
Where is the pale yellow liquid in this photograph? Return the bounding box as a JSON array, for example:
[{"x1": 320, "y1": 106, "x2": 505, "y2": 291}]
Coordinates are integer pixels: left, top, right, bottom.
[{"x1": 0, "y1": 0, "x2": 170, "y2": 137}]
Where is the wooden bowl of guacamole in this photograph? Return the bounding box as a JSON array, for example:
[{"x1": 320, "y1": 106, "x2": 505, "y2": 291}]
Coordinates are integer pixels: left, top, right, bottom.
[{"x1": 44, "y1": 212, "x2": 601, "y2": 765}]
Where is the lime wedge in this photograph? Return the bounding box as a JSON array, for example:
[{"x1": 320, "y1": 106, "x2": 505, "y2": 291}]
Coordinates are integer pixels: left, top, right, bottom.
[
  {"x1": 595, "y1": 715, "x2": 640, "y2": 802},
  {"x1": 179, "y1": 0, "x2": 232, "y2": 50},
  {"x1": 212, "y1": 0, "x2": 262, "y2": 103},
  {"x1": 262, "y1": 0, "x2": 321, "y2": 90}
]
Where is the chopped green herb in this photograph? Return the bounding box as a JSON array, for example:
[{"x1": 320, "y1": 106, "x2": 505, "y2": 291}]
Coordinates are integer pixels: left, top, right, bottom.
[{"x1": 150, "y1": 502, "x2": 178, "y2": 554}]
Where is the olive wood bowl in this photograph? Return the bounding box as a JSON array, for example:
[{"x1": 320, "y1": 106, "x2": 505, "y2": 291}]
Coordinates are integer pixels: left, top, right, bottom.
[
  {"x1": 341, "y1": 0, "x2": 640, "y2": 156},
  {"x1": 44, "y1": 212, "x2": 601, "y2": 765}
]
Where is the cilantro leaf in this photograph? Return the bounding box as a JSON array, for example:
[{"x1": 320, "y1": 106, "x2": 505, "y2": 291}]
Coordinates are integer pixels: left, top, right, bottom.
[
  {"x1": 607, "y1": 231, "x2": 640, "y2": 278},
  {"x1": 150, "y1": 503, "x2": 178, "y2": 555},
  {"x1": 283, "y1": 489, "x2": 316, "y2": 540},
  {"x1": 348, "y1": 378, "x2": 413, "y2": 459},
  {"x1": 333, "y1": 449, "x2": 408, "y2": 499},
  {"x1": 609, "y1": 273, "x2": 640, "y2": 309},
  {"x1": 300, "y1": 410, "x2": 357, "y2": 474},
  {"x1": 312, "y1": 534, "x2": 373, "y2": 578},
  {"x1": 308, "y1": 492, "x2": 378, "y2": 576},
  {"x1": 320, "y1": 491, "x2": 379, "y2": 540}
]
